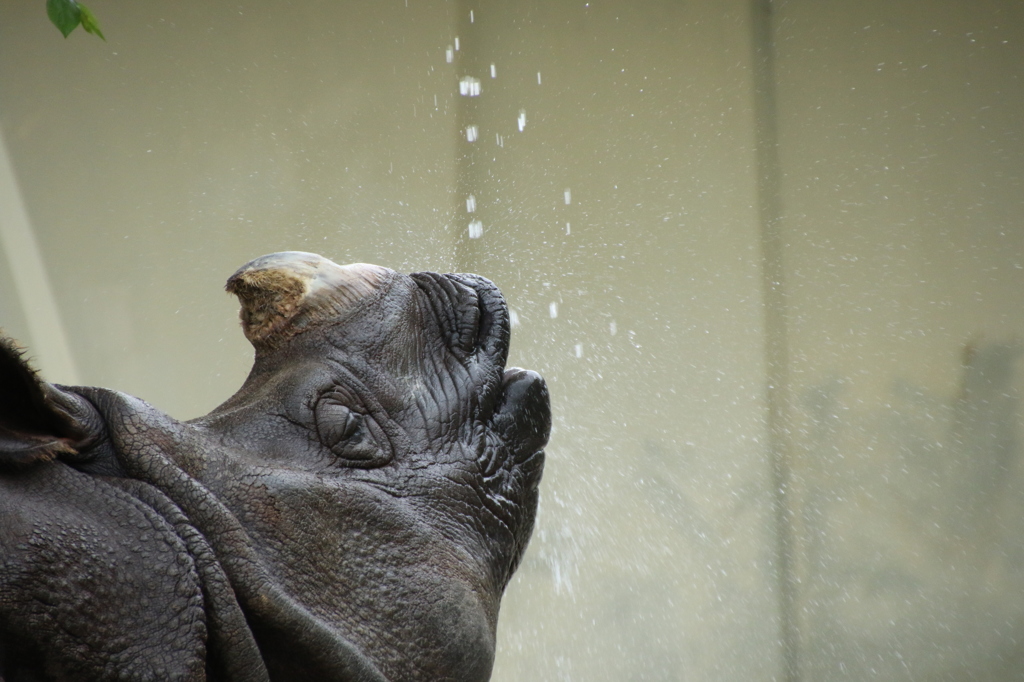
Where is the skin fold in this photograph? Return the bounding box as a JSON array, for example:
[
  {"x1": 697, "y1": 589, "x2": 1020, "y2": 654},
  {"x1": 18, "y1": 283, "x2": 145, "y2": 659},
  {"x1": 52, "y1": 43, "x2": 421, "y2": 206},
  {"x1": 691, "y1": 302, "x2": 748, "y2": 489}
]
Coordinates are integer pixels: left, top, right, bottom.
[{"x1": 0, "y1": 252, "x2": 550, "y2": 682}]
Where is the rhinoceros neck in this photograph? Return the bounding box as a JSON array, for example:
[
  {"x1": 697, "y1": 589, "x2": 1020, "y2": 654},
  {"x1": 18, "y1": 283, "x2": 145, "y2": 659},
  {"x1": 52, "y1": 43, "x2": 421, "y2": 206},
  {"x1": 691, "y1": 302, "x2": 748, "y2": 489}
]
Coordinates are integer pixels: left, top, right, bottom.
[{"x1": 73, "y1": 387, "x2": 393, "y2": 681}]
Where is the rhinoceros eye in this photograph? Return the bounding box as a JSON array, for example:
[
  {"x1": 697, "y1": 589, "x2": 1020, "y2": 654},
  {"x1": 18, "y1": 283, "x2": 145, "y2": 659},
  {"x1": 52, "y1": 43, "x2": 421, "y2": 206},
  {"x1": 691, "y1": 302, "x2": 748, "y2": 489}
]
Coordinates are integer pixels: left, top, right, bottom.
[{"x1": 314, "y1": 394, "x2": 388, "y2": 467}]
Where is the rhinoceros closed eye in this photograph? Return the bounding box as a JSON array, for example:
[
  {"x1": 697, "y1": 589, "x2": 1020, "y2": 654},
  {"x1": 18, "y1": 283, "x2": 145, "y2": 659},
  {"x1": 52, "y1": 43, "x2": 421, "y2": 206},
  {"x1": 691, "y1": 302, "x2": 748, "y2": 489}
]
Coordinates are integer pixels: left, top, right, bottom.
[{"x1": 313, "y1": 392, "x2": 391, "y2": 467}]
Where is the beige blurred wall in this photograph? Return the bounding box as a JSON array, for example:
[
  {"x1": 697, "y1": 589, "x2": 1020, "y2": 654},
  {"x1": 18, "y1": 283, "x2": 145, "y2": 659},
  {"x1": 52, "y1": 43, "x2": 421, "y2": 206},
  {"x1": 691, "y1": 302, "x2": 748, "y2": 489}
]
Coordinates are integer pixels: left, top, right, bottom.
[
  {"x1": 2, "y1": 1, "x2": 1024, "y2": 681},
  {"x1": 773, "y1": 1, "x2": 1024, "y2": 679}
]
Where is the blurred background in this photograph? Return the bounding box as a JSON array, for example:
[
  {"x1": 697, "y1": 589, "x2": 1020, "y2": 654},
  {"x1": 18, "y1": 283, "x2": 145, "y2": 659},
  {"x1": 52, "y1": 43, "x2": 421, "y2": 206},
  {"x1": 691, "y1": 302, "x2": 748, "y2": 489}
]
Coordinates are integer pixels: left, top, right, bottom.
[{"x1": 2, "y1": 1, "x2": 1023, "y2": 679}]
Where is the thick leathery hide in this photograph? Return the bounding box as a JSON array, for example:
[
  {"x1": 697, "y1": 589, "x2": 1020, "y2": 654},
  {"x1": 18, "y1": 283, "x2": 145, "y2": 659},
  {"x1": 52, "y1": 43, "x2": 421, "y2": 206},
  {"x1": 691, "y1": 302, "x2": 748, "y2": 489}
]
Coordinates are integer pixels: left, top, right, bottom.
[
  {"x1": 0, "y1": 253, "x2": 549, "y2": 682},
  {"x1": 0, "y1": 464, "x2": 208, "y2": 681}
]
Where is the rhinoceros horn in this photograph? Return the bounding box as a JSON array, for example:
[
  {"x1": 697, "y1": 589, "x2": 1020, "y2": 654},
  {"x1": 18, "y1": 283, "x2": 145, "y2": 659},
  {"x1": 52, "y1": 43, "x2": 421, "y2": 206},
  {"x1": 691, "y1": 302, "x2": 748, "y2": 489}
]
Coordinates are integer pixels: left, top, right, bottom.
[{"x1": 226, "y1": 251, "x2": 391, "y2": 348}]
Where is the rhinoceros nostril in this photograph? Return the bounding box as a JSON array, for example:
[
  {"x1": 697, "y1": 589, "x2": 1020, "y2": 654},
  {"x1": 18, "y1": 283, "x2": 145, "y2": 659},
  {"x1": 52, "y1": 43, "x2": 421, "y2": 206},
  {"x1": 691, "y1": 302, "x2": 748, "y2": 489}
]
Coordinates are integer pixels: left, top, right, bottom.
[
  {"x1": 445, "y1": 273, "x2": 510, "y2": 366},
  {"x1": 456, "y1": 289, "x2": 483, "y2": 354},
  {"x1": 409, "y1": 272, "x2": 488, "y2": 358}
]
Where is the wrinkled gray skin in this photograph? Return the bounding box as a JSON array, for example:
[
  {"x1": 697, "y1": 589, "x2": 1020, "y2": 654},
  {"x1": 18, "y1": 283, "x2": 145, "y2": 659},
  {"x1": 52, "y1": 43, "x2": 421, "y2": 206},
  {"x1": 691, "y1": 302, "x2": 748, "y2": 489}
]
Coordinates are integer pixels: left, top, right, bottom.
[{"x1": 0, "y1": 252, "x2": 549, "y2": 682}]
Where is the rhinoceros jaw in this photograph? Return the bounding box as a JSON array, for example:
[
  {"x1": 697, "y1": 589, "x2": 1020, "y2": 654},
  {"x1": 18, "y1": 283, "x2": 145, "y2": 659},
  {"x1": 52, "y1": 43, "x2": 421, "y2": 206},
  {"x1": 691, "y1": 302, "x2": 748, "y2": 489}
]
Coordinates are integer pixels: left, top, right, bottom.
[{"x1": 226, "y1": 252, "x2": 390, "y2": 347}]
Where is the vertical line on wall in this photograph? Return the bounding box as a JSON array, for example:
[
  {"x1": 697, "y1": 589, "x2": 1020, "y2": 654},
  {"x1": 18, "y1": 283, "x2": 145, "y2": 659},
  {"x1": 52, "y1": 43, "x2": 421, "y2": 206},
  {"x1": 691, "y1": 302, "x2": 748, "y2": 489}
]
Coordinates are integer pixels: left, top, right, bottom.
[
  {"x1": 0, "y1": 126, "x2": 81, "y2": 385},
  {"x1": 750, "y1": 1, "x2": 800, "y2": 681}
]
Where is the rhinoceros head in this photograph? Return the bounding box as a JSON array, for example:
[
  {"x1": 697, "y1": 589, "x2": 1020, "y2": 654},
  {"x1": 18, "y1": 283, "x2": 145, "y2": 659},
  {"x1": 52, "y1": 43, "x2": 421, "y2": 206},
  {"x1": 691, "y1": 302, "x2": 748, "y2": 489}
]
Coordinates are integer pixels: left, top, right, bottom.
[{"x1": 0, "y1": 252, "x2": 549, "y2": 682}]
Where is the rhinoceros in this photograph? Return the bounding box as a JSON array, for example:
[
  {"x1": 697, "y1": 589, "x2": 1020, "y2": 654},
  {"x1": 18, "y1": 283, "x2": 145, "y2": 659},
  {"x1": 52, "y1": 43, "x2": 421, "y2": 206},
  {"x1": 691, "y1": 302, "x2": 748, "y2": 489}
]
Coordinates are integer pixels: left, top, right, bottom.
[{"x1": 0, "y1": 252, "x2": 549, "y2": 681}]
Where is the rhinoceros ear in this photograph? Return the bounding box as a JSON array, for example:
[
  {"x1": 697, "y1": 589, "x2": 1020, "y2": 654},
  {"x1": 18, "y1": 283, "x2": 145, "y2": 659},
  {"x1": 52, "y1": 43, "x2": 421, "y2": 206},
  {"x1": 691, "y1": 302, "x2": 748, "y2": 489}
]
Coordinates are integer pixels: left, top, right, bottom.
[
  {"x1": 0, "y1": 336, "x2": 97, "y2": 467},
  {"x1": 225, "y1": 252, "x2": 392, "y2": 349}
]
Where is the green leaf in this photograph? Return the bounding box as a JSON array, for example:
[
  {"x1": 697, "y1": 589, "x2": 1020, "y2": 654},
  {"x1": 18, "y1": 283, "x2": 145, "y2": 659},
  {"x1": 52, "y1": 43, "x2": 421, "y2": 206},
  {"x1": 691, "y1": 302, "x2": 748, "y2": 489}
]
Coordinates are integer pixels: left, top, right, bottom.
[
  {"x1": 78, "y1": 2, "x2": 106, "y2": 41},
  {"x1": 46, "y1": 0, "x2": 81, "y2": 38}
]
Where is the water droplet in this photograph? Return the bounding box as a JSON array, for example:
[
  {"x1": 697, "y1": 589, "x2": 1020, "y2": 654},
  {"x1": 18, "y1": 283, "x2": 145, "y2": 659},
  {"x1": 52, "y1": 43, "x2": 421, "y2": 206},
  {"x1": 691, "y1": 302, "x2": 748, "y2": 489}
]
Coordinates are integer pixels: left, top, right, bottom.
[
  {"x1": 537, "y1": 72, "x2": 543, "y2": 85},
  {"x1": 468, "y1": 220, "x2": 483, "y2": 239},
  {"x1": 454, "y1": 36, "x2": 460, "y2": 51},
  {"x1": 490, "y1": 63, "x2": 497, "y2": 78},
  {"x1": 446, "y1": 46, "x2": 454, "y2": 63},
  {"x1": 549, "y1": 302, "x2": 559, "y2": 319},
  {"x1": 465, "y1": 125, "x2": 478, "y2": 142},
  {"x1": 509, "y1": 309, "x2": 520, "y2": 328},
  {"x1": 469, "y1": 9, "x2": 474, "y2": 23},
  {"x1": 466, "y1": 194, "x2": 477, "y2": 213},
  {"x1": 574, "y1": 343, "x2": 583, "y2": 358},
  {"x1": 459, "y1": 77, "x2": 481, "y2": 96},
  {"x1": 609, "y1": 321, "x2": 617, "y2": 336},
  {"x1": 517, "y1": 110, "x2": 527, "y2": 132},
  {"x1": 565, "y1": 222, "x2": 571, "y2": 235},
  {"x1": 564, "y1": 188, "x2": 572, "y2": 205}
]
